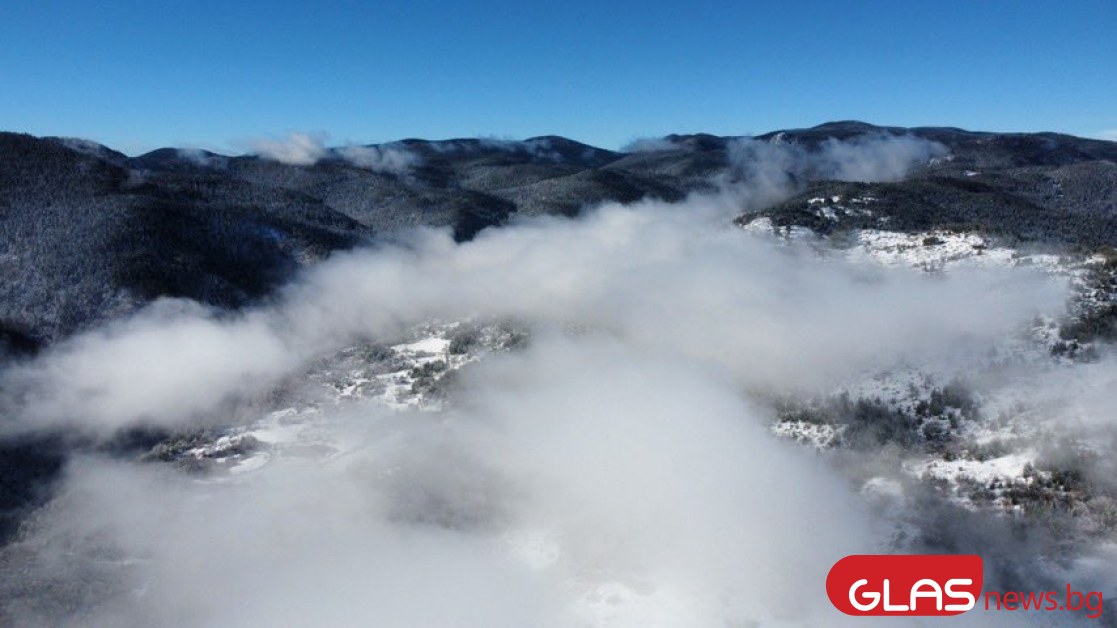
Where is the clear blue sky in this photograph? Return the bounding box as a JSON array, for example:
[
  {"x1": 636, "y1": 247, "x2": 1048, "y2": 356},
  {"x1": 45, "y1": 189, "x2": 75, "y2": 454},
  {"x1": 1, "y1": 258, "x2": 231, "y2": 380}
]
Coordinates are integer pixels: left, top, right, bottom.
[{"x1": 3, "y1": 0, "x2": 1115, "y2": 155}]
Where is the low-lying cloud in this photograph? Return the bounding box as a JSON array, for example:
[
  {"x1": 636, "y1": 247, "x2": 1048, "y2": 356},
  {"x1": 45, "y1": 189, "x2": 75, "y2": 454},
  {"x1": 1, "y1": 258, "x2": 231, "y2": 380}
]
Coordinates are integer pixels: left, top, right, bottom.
[
  {"x1": 723, "y1": 133, "x2": 948, "y2": 209},
  {"x1": 335, "y1": 143, "x2": 422, "y2": 175},
  {"x1": 729, "y1": 133, "x2": 947, "y2": 184},
  {"x1": 2, "y1": 334, "x2": 884, "y2": 626},
  {"x1": 622, "y1": 136, "x2": 684, "y2": 153},
  {"x1": 249, "y1": 132, "x2": 421, "y2": 174},
  {"x1": 0, "y1": 196, "x2": 1063, "y2": 433},
  {"x1": 175, "y1": 147, "x2": 228, "y2": 169},
  {"x1": 250, "y1": 131, "x2": 328, "y2": 166},
  {"x1": 0, "y1": 133, "x2": 1096, "y2": 627}
]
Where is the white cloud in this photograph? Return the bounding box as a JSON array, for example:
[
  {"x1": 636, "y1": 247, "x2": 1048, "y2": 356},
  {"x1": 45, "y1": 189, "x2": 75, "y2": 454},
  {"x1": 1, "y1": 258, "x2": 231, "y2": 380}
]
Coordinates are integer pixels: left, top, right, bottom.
[
  {"x1": 335, "y1": 143, "x2": 422, "y2": 175},
  {"x1": 0, "y1": 135, "x2": 1080, "y2": 627},
  {"x1": 247, "y1": 132, "x2": 422, "y2": 173},
  {"x1": 176, "y1": 148, "x2": 227, "y2": 168},
  {"x1": 622, "y1": 136, "x2": 683, "y2": 153},
  {"x1": 2, "y1": 192, "x2": 1062, "y2": 434},
  {"x1": 728, "y1": 133, "x2": 947, "y2": 183},
  {"x1": 249, "y1": 131, "x2": 328, "y2": 165},
  {"x1": 1, "y1": 334, "x2": 883, "y2": 626}
]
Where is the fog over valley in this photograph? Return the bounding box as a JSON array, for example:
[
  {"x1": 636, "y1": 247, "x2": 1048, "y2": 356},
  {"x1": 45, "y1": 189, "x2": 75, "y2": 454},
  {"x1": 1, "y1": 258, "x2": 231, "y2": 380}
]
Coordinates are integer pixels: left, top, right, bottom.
[{"x1": 1, "y1": 123, "x2": 1116, "y2": 626}]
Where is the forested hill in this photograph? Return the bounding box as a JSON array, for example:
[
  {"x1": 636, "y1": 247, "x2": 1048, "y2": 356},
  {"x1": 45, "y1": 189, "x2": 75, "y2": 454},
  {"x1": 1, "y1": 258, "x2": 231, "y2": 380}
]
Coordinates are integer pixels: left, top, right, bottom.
[{"x1": 2, "y1": 122, "x2": 1115, "y2": 346}]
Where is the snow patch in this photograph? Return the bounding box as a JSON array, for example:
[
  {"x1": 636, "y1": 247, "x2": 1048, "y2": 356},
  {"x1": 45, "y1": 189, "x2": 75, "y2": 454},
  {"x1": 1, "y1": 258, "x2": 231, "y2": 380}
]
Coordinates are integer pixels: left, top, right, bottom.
[{"x1": 771, "y1": 420, "x2": 843, "y2": 449}]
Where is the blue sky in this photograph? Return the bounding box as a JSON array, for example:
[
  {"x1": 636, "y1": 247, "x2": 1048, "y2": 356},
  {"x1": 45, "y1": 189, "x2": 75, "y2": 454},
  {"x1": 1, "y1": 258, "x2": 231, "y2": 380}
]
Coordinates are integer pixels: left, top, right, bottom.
[{"x1": 3, "y1": 0, "x2": 1115, "y2": 154}]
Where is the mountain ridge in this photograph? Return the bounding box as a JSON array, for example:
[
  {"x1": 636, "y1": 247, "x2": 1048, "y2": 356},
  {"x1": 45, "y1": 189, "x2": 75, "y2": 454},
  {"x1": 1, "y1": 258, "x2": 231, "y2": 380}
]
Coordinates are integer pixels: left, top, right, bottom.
[{"x1": 2, "y1": 122, "x2": 1116, "y2": 344}]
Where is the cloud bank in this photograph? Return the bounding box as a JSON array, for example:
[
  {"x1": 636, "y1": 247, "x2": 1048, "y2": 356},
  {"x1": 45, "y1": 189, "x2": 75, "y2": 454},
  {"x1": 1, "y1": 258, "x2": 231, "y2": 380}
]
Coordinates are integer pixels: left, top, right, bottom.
[
  {"x1": 1, "y1": 195, "x2": 1062, "y2": 434},
  {"x1": 250, "y1": 132, "x2": 328, "y2": 166},
  {"x1": 724, "y1": 134, "x2": 948, "y2": 203},
  {"x1": 335, "y1": 143, "x2": 422, "y2": 175},
  {"x1": 622, "y1": 136, "x2": 684, "y2": 153},
  {"x1": 176, "y1": 148, "x2": 228, "y2": 169},
  {"x1": 0, "y1": 134, "x2": 1090, "y2": 627},
  {"x1": 249, "y1": 132, "x2": 421, "y2": 174}
]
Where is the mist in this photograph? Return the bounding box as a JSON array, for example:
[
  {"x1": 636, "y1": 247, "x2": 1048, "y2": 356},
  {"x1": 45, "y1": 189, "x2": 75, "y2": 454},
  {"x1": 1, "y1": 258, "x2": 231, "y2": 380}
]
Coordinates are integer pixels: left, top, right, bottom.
[
  {"x1": 621, "y1": 136, "x2": 684, "y2": 153},
  {"x1": 721, "y1": 134, "x2": 948, "y2": 210},
  {"x1": 176, "y1": 147, "x2": 229, "y2": 169},
  {"x1": 1, "y1": 194, "x2": 1061, "y2": 434},
  {"x1": 0, "y1": 133, "x2": 1103, "y2": 626},
  {"x1": 250, "y1": 131, "x2": 328, "y2": 166},
  {"x1": 335, "y1": 143, "x2": 422, "y2": 175},
  {"x1": 249, "y1": 131, "x2": 422, "y2": 174}
]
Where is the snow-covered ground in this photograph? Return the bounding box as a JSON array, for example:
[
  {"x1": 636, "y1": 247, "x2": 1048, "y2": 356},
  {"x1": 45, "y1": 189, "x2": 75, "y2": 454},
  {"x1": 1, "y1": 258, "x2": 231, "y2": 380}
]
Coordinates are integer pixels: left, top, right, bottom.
[
  {"x1": 171, "y1": 216, "x2": 1114, "y2": 536},
  {"x1": 140, "y1": 215, "x2": 1117, "y2": 623},
  {"x1": 164, "y1": 321, "x2": 521, "y2": 476},
  {"x1": 771, "y1": 420, "x2": 844, "y2": 449},
  {"x1": 747, "y1": 214, "x2": 1117, "y2": 532},
  {"x1": 741, "y1": 211, "x2": 1072, "y2": 272}
]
